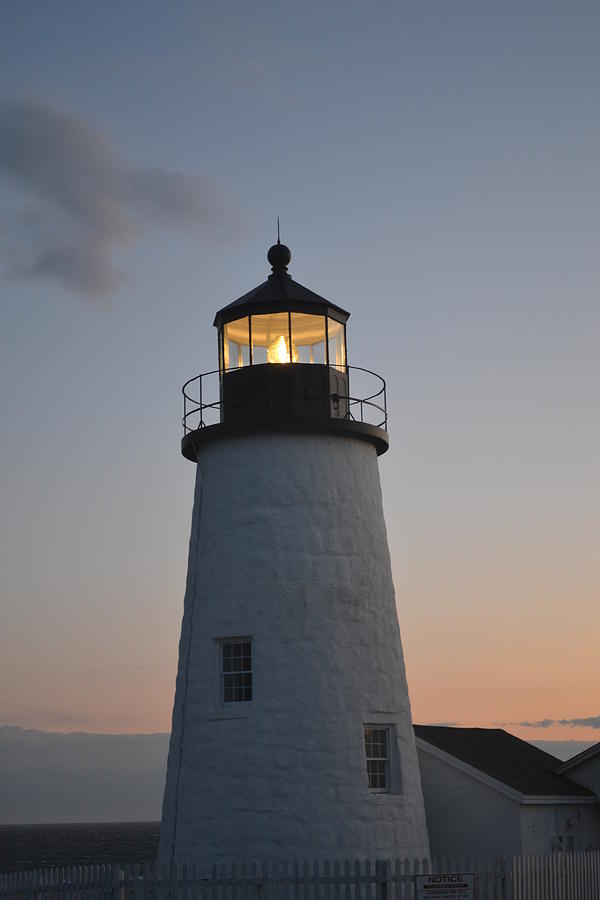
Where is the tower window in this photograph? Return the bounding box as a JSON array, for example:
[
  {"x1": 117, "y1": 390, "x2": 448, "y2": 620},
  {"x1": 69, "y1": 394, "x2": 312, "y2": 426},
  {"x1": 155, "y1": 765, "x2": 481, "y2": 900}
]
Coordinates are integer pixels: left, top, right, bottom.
[
  {"x1": 221, "y1": 640, "x2": 252, "y2": 703},
  {"x1": 364, "y1": 726, "x2": 389, "y2": 791}
]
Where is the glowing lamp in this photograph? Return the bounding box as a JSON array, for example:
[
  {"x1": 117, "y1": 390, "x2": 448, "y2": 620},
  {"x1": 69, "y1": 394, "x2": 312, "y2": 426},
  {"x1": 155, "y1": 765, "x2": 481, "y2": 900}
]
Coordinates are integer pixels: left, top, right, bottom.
[{"x1": 267, "y1": 334, "x2": 300, "y2": 364}]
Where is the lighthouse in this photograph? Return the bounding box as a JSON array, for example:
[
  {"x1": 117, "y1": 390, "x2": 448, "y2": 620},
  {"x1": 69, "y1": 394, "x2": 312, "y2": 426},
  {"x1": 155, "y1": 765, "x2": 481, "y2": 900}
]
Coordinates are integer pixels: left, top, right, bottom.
[{"x1": 159, "y1": 242, "x2": 430, "y2": 867}]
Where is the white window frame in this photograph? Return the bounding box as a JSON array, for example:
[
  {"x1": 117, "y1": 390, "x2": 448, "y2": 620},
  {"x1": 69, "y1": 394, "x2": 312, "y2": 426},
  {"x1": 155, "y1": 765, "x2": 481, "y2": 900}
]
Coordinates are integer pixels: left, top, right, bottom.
[
  {"x1": 219, "y1": 637, "x2": 253, "y2": 704},
  {"x1": 364, "y1": 725, "x2": 391, "y2": 793}
]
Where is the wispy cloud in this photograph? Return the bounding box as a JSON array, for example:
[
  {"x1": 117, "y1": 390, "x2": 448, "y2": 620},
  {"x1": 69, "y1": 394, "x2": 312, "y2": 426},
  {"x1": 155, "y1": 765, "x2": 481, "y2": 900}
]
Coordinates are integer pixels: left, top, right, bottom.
[
  {"x1": 1, "y1": 709, "x2": 93, "y2": 729},
  {"x1": 508, "y1": 716, "x2": 600, "y2": 730},
  {"x1": 425, "y1": 721, "x2": 459, "y2": 727},
  {"x1": 0, "y1": 97, "x2": 244, "y2": 299}
]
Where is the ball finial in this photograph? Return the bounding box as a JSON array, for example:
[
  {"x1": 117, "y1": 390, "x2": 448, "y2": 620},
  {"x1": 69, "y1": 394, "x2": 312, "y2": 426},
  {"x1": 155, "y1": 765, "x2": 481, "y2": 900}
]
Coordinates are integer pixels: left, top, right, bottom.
[{"x1": 268, "y1": 242, "x2": 291, "y2": 272}]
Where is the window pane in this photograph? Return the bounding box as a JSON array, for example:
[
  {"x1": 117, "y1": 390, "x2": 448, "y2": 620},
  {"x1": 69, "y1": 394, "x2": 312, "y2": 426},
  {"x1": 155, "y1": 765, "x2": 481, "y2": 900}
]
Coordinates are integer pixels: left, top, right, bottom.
[
  {"x1": 290, "y1": 313, "x2": 326, "y2": 364},
  {"x1": 223, "y1": 318, "x2": 250, "y2": 370},
  {"x1": 251, "y1": 313, "x2": 291, "y2": 364},
  {"x1": 371, "y1": 729, "x2": 387, "y2": 757},
  {"x1": 364, "y1": 726, "x2": 389, "y2": 791},
  {"x1": 222, "y1": 640, "x2": 252, "y2": 703},
  {"x1": 327, "y1": 318, "x2": 346, "y2": 371},
  {"x1": 367, "y1": 760, "x2": 386, "y2": 790}
]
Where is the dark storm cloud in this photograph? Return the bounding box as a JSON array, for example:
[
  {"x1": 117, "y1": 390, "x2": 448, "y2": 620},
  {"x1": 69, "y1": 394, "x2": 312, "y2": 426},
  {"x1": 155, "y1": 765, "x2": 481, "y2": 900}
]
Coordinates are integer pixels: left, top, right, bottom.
[
  {"x1": 0, "y1": 98, "x2": 243, "y2": 298},
  {"x1": 511, "y1": 716, "x2": 600, "y2": 730}
]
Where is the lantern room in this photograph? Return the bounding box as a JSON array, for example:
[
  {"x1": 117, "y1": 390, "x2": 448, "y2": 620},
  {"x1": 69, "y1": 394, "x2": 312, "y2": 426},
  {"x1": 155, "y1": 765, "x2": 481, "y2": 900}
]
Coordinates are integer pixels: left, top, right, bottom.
[
  {"x1": 217, "y1": 243, "x2": 347, "y2": 373},
  {"x1": 219, "y1": 308, "x2": 346, "y2": 370},
  {"x1": 181, "y1": 242, "x2": 389, "y2": 459},
  {"x1": 213, "y1": 241, "x2": 350, "y2": 424}
]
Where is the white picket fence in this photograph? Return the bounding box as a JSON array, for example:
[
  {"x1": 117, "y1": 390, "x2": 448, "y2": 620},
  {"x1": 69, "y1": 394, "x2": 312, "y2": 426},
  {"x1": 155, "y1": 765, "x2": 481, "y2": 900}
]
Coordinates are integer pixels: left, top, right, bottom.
[
  {"x1": 0, "y1": 851, "x2": 599, "y2": 900},
  {"x1": 512, "y1": 850, "x2": 600, "y2": 899}
]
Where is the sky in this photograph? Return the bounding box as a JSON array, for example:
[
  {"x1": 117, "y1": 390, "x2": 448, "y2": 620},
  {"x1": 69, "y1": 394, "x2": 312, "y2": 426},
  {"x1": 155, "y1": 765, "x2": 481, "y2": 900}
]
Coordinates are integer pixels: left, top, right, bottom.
[{"x1": 1, "y1": 2, "x2": 599, "y2": 747}]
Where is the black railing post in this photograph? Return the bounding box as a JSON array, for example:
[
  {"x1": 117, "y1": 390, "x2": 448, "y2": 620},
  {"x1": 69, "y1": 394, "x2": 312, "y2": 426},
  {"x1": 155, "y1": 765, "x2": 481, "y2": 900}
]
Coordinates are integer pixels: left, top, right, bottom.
[{"x1": 199, "y1": 374, "x2": 203, "y2": 428}]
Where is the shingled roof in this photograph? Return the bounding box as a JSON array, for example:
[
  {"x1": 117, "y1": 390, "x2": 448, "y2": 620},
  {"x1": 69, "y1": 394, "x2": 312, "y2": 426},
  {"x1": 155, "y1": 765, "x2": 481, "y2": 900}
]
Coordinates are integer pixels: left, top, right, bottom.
[{"x1": 414, "y1": 725, "x2": 594, "y2": 798}]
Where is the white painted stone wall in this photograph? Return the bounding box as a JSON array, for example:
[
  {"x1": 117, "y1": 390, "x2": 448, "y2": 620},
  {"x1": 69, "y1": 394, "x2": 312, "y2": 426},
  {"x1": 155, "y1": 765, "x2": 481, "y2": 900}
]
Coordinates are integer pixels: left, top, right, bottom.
[
  {"x1": 159, "y1": 432, "x2": 429, "y2": 868},
  {"x1": 416, "y1": 745, "x2": 522, "y2": 858}
]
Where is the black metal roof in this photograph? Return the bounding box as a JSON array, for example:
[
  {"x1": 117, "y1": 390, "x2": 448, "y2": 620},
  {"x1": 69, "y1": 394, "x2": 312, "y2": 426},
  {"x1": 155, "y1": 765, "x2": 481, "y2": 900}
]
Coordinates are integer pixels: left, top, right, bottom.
[
  {"x1": 414, "y1": 725, "x2": 594, "y2": 798},
  {"x1": 213, "y1": 244, "x2": 350, "y2": 328}
]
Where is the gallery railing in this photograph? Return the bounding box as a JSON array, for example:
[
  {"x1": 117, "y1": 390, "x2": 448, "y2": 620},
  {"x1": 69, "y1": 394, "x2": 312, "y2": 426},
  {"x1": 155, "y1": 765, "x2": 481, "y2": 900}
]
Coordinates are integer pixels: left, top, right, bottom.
[{"x1": 182, "y1": 365, "x2": 387, "y2": 433}]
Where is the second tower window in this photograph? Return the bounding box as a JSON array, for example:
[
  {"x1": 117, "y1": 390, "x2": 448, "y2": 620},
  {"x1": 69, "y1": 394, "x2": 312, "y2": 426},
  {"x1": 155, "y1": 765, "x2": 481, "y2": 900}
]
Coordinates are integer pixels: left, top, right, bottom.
[{"x1": 221, "y1": 640, "x2": 252, "y2": 703}]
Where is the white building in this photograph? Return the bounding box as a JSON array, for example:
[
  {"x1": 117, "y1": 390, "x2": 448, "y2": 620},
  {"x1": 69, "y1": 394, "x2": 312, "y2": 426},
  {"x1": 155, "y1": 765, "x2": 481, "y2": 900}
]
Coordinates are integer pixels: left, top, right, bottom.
[
  {"x1": 555, "y1": 741, "x2": 600, "y2": 799},
  {"x1": 415, "y1": 725, "x2": 600, "y2": 858},
  {"x1": 159, "y1": 242, "x2": 430, "y2": 868}
]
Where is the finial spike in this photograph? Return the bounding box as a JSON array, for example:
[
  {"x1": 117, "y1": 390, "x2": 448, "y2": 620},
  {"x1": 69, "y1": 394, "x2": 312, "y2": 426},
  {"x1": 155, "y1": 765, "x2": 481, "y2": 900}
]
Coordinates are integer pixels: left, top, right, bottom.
[{"x1": 277, "y1": 216, "x2": 280, "y2": 244}]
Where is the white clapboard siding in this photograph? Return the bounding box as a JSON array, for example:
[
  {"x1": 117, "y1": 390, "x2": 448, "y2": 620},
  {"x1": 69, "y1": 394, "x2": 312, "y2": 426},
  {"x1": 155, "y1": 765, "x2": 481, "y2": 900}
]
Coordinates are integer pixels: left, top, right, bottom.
[{"x1": 1, "y1": 852, "x2": 599, "y2": 900}]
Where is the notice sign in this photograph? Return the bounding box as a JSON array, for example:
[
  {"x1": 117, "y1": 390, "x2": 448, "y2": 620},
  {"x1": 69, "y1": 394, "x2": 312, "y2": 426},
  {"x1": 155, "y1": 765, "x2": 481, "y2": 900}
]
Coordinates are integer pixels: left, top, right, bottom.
[{"x1": 416, "y1": 873, "x2": 474, "y2": 899}]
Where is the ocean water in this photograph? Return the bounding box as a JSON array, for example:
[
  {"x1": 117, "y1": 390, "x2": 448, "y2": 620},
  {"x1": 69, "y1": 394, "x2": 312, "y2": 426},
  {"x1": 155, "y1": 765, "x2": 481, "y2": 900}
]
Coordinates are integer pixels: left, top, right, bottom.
[{"x1": 0, "y1": 822, "x2": 160, "y2": 874}]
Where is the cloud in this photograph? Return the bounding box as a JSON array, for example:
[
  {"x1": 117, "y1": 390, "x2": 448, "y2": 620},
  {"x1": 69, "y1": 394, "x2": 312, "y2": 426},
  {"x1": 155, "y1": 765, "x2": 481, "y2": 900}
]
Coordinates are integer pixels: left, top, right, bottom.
[
  {"x1": 509, "y1": 717, "x2": 600, "y2": 730},
  {"x1": 425, "y1": 721, "x2": 459, "y2": 727},
  {"x1": 515, "y1": 718, "x2": 556, "y2": 729},
  {"x1": 0, "y1": 97, "x2": 244, "y2": 299},
  {"x1": 3, "y1": 709, "x2": 93, "y2": 730}
]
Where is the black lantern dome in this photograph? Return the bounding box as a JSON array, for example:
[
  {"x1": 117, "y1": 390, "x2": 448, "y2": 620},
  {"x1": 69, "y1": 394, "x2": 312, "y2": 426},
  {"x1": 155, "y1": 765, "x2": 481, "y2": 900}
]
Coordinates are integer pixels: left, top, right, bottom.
[
  {"x1": 213, "y1": 243, "x2": 350, "y2": 331},
  {"x1": 182, "y1": 244, "x2": 388, "y2": 459},
  {"x1": 267, "y1": 241, "x2": 291, "y2": 270}
]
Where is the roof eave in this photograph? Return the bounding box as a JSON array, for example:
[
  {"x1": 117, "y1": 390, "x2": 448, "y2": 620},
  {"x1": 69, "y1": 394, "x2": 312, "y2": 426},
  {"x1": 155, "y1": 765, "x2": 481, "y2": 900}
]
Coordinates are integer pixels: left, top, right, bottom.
[
  {"x1": 213, "y1": 275, "x2": 350, "y2": 328},
  {"x1": 520, "y1": 795, "x2": 597, "y2": 805},
  {"x1": 415, "y1": 736, "x2": 525, "y2": 802},
  {"x1": 214, "y1": 300, "x2": 349, "y2": 329},
  {"x1": 415, "y1": 737, "x2": 595, "y2": 805}
]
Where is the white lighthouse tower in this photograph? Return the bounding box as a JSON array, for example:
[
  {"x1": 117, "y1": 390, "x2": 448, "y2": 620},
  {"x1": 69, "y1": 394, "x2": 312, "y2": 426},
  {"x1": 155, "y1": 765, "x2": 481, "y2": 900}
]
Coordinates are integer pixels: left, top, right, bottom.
[{"x1": 159, "y1": 242, "x2": 429, "y2": 867}]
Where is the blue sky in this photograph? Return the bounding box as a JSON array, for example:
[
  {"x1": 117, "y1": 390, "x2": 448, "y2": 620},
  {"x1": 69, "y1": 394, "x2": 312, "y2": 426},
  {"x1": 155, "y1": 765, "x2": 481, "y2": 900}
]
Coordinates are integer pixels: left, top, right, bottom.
[{"x1": 1, "y1": 1, "x2": 599, "y2": 738}]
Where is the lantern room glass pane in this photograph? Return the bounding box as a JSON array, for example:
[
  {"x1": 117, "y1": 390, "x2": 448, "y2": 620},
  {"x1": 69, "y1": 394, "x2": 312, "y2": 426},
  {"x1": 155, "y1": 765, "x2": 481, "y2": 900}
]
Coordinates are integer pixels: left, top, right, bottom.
[
  {"x1": 327, "y1": 318, "x2": 346, "y2": 371},
  {"x1": 223, "y1": 318, "x2": 250, "y2": 370},
  {"x1": 290, "y1": 313, "x2": 326, "y2": 364},
  {"x1": 251, "y1": 312, "x2": 292, "y2": 364}
]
